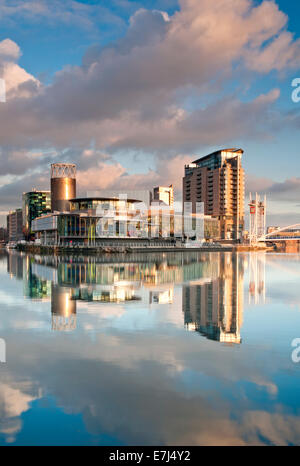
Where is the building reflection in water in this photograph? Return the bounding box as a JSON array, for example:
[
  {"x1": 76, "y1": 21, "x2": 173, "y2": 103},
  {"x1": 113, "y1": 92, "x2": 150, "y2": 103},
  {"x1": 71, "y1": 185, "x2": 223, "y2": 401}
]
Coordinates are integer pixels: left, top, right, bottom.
[
  {"x1": 8, "y1": 251, "x2": 250, "y2": 341},
  {"x1": 23, "y1": 255, "x2": 52, "y2": 301},
  {"x1": 11, "y1": 255, "x2": 76, "y2": 331},
  {"x1": 51, "y1": 284, "x2": 77, "y2": 331},
  {"x1": 149, "y1": 289, "x2": 173, "y2": 304},
  {"x1": 248, "y1": 252, "x2": 266, "y2": 305},
  {"x1": 7, "y1": 250, "x2": 24, "y2": 280},
  {"x1": 183, "y1": 253, "x2": 244, "y2": 344}
]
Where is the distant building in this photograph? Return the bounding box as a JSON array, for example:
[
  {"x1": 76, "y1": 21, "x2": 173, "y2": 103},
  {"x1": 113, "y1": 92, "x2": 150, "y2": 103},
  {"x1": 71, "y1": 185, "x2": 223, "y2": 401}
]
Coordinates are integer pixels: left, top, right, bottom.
[
  {"x1": 0, "y1": 227, "x2": 7, "y2": 243},
  {"x1": 148, "y1": 202, "x2": 177, "y2": 238},
  {"x1": 153, "y1": 185, "x2": 174, "y2": 207},
  {"x1": 7, "y1": 209, "x2": 23, "y2": 242},
  {"x1": 183, "y1": 148, "x2": 245, "y2": 240},
  {"x1": 22, "y1": 190, "x2": 51, "y2": 232},
  {"x1": 204, "y1": 216, "x2": 220, "y2": 241}
]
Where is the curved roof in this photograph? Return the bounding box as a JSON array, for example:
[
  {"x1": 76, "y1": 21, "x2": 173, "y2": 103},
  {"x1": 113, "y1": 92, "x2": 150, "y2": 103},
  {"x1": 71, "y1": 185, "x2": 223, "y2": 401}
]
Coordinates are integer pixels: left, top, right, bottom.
[{"x1": 69, "y1": 197, "x2": 142, "y2": 204}]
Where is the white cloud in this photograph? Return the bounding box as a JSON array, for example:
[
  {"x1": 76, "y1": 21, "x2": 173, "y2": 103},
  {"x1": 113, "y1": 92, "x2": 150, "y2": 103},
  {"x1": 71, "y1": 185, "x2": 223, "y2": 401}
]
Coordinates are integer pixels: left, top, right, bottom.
[
  {"x1": 0, "y1": 39, "x2": 40, "y2": 99},
  {"x1": 0, "y1": 38, "x2": 21, "y2": 61},
  {"x1": 0, "y1": 382, "x2": 38, "y2": 443}
]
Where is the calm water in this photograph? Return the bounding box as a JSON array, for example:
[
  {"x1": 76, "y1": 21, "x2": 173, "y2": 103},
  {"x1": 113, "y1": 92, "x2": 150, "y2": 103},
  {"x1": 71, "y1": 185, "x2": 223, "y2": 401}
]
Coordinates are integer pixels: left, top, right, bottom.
[{"x1": 0, "y1": 250, "x2": 300, "y2": 446}]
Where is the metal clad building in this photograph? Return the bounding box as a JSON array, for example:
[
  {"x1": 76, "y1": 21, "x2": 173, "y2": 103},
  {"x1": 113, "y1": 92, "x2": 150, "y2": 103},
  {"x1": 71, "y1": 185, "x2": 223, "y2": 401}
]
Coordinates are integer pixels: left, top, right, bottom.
[{"x1": 51, "y1": 163, "x2": 76, "y2": 212}]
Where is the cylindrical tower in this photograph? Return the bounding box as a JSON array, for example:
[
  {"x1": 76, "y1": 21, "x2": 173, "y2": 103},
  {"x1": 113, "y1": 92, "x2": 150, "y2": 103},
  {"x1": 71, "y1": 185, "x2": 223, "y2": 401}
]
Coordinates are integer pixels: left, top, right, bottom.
[{"x1": 51, "y1": 163, "x2": 76, "y2": 212}]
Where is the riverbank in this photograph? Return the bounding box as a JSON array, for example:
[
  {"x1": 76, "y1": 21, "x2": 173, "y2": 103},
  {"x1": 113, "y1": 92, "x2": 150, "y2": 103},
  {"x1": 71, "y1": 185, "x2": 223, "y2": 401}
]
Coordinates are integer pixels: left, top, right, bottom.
[{"x1": 16, "y1": 243, "x2": 268, "y2": 255}]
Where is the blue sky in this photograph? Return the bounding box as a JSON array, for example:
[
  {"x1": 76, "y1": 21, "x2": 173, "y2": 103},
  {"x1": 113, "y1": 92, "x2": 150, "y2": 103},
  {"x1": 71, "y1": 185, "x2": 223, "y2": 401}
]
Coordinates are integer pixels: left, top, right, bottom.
[
  {"x1": 0, "y1": 0, "x2": 300, "y2": 226},
  {"x1": 2, "y1": 1, "x2": 180, "y2": 78}
]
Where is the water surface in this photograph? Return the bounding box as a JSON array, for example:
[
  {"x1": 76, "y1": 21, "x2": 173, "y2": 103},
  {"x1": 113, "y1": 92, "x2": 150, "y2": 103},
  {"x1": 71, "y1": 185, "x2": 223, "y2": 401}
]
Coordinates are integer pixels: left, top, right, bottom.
[{"x1": 0, "y1": 251, "x2": 300, "y2": 446}]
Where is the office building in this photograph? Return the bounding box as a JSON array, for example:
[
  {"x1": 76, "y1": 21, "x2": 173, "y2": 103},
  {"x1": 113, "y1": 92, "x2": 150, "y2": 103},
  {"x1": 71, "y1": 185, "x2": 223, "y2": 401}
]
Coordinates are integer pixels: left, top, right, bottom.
[
  {"x1": 183, "y1": 149, "x2": 245, "y2": 240},
  {"x1": 7, "y1": 209, "x2": 23, "y2": 242},
  {"x1": 153, "y1": 185, "x2": 174, "y2": 207},
  {"x1": 22, "y1": 190, "x2": 51, "y2": 232},
  {"x1": 0, "y1": 227, "x2": 7, "y2": 243}
]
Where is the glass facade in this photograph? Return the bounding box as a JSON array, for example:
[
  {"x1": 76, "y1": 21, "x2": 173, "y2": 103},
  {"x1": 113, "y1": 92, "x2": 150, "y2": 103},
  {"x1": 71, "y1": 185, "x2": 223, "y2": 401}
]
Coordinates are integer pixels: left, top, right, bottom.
[
  {"x1": 33, "y1": 197, "x2": 178, "y2": 244},
  {"x1": 70, "y1": 198, "x2": 137, "y2": 213},
  {"x1": 58, "y1": 214, "x2": 97, "y2": 238},
  {"x1": 193, "y1": 152, "x2": 221, "y2": 170},
  {"x1": 23, "y1": 191, "x2": 51, "y2": 232}
]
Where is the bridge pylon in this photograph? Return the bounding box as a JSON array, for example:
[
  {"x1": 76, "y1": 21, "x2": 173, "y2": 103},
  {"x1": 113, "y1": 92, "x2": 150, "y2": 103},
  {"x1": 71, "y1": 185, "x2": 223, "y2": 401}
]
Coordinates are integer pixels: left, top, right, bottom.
[{"x1": 249, "y1": 193, "x2": 266, "y2": 244}]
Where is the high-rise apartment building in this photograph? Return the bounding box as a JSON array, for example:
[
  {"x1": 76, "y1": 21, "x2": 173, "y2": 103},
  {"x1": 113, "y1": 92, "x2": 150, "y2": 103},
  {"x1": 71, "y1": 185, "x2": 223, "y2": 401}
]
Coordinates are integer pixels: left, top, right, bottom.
[
  {"x1": 7, "y1": 209, "x2": 23, "y2": 242},
  {"x1": 153, "y1": 185, "x2": 174, "y2": 207},
  {"x1": 23, "y1": 190, "x2": 51, "y2": 232},
  {"x1": 183, "y1": 149, "x2": 245, "y2": 240}
]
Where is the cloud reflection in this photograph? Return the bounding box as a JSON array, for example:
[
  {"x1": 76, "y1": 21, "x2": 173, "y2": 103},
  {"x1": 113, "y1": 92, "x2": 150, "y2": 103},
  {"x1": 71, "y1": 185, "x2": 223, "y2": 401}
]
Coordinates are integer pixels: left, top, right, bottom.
[{"x1": 0, "y1": 251, "x2": 299, "y2": 445}]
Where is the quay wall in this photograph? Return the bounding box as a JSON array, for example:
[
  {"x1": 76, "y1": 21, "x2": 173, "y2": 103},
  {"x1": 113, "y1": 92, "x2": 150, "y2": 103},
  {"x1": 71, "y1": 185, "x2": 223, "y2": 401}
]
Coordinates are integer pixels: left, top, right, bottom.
[{"x1": 17, "y1": 243, "x2": 268, "y2": 255}]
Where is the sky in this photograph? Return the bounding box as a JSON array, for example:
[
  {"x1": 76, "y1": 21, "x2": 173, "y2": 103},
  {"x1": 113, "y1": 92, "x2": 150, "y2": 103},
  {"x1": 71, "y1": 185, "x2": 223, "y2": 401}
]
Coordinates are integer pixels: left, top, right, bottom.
[{"x1": 0, "y1": 0, "x2": 300, "y2": 226}]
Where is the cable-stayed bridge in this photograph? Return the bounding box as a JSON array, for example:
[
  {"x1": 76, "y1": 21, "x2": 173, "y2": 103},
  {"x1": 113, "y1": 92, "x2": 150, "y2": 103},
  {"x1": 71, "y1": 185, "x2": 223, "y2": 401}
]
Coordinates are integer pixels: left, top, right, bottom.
[{"x1": 258, "y1": 224, "x2": 300, "y2": 242}]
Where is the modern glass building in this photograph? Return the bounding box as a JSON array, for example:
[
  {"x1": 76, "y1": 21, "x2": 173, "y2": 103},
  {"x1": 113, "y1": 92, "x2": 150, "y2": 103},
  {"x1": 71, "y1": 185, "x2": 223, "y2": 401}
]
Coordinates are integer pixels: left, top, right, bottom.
[
  {"x1": 22, "y1": 190, "x2": 51, "y2": 233},
  {"x1": 32, "y1": 193, "x2": 184, "y2": 245},
  {"x1": 69, "y1": 197, "x2": 140, "y2": 213},
  {"x1": 32, "y1": 196, "x2": 150, "y2": 245}
]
